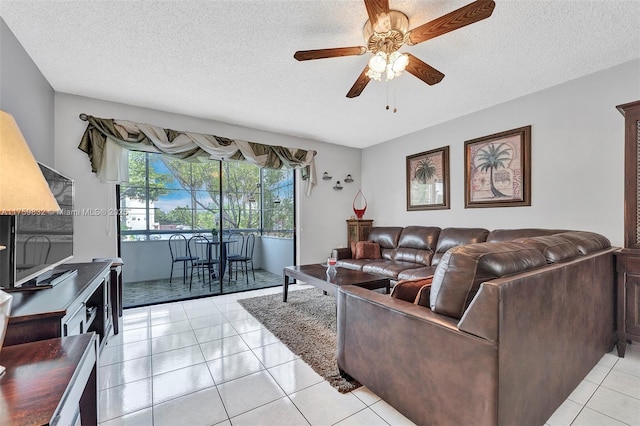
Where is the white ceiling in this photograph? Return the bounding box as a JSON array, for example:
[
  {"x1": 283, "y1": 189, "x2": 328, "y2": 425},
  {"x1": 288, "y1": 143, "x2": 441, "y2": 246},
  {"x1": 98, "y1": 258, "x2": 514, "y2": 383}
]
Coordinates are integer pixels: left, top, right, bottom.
[{"x1": 1, "y1": 1, "x2": 639, "y2": 149}]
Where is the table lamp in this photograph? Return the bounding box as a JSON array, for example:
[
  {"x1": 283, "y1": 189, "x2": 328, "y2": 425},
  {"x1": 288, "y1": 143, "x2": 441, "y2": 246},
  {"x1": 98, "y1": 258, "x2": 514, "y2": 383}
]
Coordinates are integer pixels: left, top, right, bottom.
[{"x1": 0, "y1": 110, "x2": 60, "y2": 376}]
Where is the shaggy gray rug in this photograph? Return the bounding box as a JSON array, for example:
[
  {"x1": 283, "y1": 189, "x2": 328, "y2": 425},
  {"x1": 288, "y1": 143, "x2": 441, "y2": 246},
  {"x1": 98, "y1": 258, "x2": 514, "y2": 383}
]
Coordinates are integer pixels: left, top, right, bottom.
[{"x1": 238, "y1": 288, "x2": 361, "y2": 393}]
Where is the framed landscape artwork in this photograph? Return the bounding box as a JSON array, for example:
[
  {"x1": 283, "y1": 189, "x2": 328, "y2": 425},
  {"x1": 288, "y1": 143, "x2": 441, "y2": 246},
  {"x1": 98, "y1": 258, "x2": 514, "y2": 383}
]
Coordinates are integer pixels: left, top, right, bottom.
[
  {"x1": 406, "y1": 146, "x2": 450, "y2": 211},
  {"x1": 464, "y1": 125, "x2": 531, "y2": 208}
]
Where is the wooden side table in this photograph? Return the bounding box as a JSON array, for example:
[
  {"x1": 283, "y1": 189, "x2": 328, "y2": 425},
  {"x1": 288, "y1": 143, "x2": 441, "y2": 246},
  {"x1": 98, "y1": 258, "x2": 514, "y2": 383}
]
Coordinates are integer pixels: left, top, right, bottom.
[
  {"x1": 346, "y1": 219, "x2": 373, "y2": 251},
  {"x1": 0, "y1": 333, "x2": 98, "y2": 425}
]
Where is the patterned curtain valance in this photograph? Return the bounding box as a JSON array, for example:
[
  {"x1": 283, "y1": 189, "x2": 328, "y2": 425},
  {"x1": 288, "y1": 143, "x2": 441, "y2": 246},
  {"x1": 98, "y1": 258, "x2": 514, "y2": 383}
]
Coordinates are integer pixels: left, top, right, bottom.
[{"x1": 77, "y1": 114, "x2": 317, "y2": 196}]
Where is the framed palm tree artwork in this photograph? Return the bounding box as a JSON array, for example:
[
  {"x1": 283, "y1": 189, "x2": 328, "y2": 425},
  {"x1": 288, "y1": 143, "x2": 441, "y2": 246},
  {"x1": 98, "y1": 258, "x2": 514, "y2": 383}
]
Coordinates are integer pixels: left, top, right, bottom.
[
  {"x1": 464, "y1": 125, "x2": 531, "y2": 208},
  {"x1": 406, "y1": 146, "x2": 450, "y2": 211}
]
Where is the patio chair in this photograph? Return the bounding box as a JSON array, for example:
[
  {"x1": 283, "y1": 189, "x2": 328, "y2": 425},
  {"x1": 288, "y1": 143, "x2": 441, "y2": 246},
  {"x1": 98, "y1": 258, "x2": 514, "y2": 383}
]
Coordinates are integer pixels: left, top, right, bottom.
[
  {"x1": 188, "y1": 234, "x2": 219, "y2": 291},
  {"x1": 227, "y1": 234, "x2": 255, "y2": 285},
  {"x1": 21, "y1": 235, "x2": 51, "y2": 269},
  {"x1": 168, "y1": 234, "x2": 197, "y2": 285}
]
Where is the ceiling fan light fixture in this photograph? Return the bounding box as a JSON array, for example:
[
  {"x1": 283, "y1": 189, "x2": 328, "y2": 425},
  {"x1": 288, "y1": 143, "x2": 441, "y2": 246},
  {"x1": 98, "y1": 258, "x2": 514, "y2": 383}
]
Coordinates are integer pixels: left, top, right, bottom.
[
  {"x1": 368, "y1": 52, "x2": 387, "y2": 73},
  {"x1": 366, "y1": 51, "x2": 408, "y2": 81},
  {"x1": 390, "y1": 51, "x2": 409, "y2": 74}
]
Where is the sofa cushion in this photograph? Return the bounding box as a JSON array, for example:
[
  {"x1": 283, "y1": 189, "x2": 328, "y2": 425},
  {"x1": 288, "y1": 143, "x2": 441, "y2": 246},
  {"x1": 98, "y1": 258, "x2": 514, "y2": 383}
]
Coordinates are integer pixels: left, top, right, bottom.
[
  {"x1": 354, "y1": 241, "x2": 382, "y2": 260},
  {"x1": 514, "y1": 235, "x2": 580, "y2": 263},
  {"x1": 554, "y1": 231, "x2": 611, "y2": 254},
  {"x1": 336, "y1": 259, "x2": 378, "y2": 271},
  {"x1": 486, "y1": 228, "x2": 568, "y2": 242},
  {"x1": 390, "y1": 277, "x2": 433, "y2": 303},
  {"x1": 368, "y1": 227, "x2": 403, "y2": 249},
  {"x1": 367, "y1": 227, "x2": 403, "y2": 260},
  {"x1": 393, "y1": 226, "x2": 441, "y2": 266},
  {"x1": 431, "y1": 228, "x2": 490, "y2": 266},
  {"x1": 430, "y1": 241, "x2": 547, "y2": 319},
  {"x1": 397, "y1": 226, "x2": 441, "y2": 250},
  {"x1": 363, "y1": 261, "x2": 423, "y2": 279},
  {"x1": 397, "y1": 266, "x2": 437, "y2": 281}
]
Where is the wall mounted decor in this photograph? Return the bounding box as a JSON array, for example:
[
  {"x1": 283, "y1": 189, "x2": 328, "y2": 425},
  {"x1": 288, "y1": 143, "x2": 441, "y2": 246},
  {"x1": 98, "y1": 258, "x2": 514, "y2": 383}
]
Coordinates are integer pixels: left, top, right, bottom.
[
  {"x1": 322, "y1": 172, "x2": 332, "y2": 180},
  {"x1": 333, "y1": 181, "x2": 343, "y2": 190},
  {"x1": 464, "y1": 125, "x2": 531, "y2": 208},
  {"x1": 406, "y1": 146, "x2": 450, "y2": 211},
  {"x1": 344, "y1": 174, "x2": 354, "y2": 183}
]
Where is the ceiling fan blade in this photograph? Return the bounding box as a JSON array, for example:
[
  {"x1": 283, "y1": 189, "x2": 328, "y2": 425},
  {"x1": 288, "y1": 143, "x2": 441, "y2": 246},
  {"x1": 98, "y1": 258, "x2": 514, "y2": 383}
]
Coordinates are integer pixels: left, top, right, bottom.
[
  {"x1": 364, "y1": 0, "x2": 391, "y2": 33},
  {"x1": 346, "y1": 67, "x2": 371, "y2": 98},
  {"x1": 404, "y1": 54, "x2": 445, "y2": 86},
  {"x1": 407, "y1": 0, "x2": 495, "y2": 45},
  {"x1": 294, "y1": 46, "x2": 367, "y2": 61}
]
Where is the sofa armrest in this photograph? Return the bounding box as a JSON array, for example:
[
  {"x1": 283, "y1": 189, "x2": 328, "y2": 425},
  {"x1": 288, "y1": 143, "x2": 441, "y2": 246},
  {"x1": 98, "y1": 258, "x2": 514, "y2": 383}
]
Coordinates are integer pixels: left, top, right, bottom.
[
  {"x1": 332, "y1": 247, "x2": 352, "y2": 260},
  {"x1": 337, "y1": 285, "x2": 498, "y2": 425}
]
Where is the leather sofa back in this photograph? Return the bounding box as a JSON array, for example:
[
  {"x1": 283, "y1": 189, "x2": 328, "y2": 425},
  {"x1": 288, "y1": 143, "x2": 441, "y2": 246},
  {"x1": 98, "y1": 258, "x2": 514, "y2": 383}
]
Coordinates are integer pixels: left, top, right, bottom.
[
  {"x1": 430, "y1": 241, "x2": 547, "y2": 319},
  {"x1": 393, "y1": 226, "x2": 441, "y2": 266},
  {"x1": 554, "y1": 231, "x2": 611, "y2": 254},
  {"x1": 513, "y1": 235, "x2": 581, "y2": 263},
  {"x1": 431, "y1": 227, "x2": 489, "y2": 266},
  {"x1": 486, "y1": 228, "x2": 567, "y2": 242},
  {"x1": 367, "y1": 227, "x2": 403, "y2": 260}
]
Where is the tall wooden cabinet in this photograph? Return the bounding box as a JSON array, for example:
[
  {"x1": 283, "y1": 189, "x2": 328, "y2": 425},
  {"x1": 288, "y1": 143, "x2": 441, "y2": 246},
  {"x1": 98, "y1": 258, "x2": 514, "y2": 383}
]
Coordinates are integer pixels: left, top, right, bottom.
[
  {"x1": 615, "y1": 100, "x2": 640, "y2": 357},
  {"x1": 347, "y1": 219, "x2": 373, "y2": 250}
]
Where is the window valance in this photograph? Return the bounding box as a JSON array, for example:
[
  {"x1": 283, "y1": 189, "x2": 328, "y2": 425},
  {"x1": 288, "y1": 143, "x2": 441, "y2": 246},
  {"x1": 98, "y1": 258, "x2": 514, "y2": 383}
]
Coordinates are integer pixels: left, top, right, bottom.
[{"x1": 77, "y1": 114, "x2": 317, "y2": 196}]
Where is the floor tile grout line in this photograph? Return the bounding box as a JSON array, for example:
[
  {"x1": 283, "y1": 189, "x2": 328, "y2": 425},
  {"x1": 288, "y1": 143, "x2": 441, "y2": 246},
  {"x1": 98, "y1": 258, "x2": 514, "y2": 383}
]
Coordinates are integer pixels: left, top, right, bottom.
[{"x1": 568, "y1": 359, "x2": 635, "y2": 426}]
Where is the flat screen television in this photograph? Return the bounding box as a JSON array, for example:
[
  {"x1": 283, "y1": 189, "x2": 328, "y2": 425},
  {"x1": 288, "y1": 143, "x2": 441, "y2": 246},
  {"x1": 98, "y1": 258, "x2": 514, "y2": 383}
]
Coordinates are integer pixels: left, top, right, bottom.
[{"x1": 0, "y1": 163, "x2": 74, "y2": 290}]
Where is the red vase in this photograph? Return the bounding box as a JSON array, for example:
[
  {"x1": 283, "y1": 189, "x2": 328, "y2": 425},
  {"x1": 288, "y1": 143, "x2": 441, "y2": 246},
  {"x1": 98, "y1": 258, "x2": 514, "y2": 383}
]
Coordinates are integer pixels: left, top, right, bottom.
[{"x1": 353, "y1": 190, "x2": 367, "y2": 219}]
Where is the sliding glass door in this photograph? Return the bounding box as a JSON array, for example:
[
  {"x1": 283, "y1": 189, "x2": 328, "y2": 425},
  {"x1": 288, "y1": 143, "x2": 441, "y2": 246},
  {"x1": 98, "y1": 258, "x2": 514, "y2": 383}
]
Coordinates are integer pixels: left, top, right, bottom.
[{"x1": 118, "y1": 151, "x2": 293, "y2": 307}]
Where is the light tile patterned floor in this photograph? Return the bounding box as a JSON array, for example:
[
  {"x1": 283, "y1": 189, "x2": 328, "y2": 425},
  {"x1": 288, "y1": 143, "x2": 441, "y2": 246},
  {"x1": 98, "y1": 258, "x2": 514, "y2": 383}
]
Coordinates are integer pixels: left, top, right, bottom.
[{"x1": 99, "y1": 285, "x2": 640, "y2": 425}]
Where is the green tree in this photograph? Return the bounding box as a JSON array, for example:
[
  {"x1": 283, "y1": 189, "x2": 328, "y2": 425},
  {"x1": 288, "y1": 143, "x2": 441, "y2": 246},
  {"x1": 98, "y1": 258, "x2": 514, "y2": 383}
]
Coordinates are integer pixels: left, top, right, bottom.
[
  {"x1": 120, "y1": 151, "x2": 172, "y2": 201},
  {"x1": 121, "y1": 152, "x2": 293, "y2": 236},
  {"x1": 414, "y1": 158, "x2": 437, "y2": 184},
  {"x1": 475, "y1": 143, "x2": 511, "y2": 197},
  {"x1": 162, "y1": 157, "x2": 262, "y2": 231}
]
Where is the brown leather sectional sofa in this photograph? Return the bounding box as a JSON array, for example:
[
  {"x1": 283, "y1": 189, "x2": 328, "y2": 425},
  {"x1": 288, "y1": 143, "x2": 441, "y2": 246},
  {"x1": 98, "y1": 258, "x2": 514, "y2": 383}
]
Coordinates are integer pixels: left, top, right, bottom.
[
  {"x1": 333, "y1": 226, "x2": 569, "y2": 283},
  {"x1": 334, "y1": 226, "x2": 617, "y2": 426}
]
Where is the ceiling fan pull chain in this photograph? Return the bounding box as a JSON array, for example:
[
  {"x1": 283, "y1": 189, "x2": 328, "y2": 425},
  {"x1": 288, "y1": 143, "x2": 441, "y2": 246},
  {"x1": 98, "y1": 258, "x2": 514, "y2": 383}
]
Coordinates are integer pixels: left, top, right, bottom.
[
  {"x1": 393, "y1": 80, "x2": 398, "y2": 113},
  {"x1": 385, "y1": 81, "x2": 390, "y2": 111}
]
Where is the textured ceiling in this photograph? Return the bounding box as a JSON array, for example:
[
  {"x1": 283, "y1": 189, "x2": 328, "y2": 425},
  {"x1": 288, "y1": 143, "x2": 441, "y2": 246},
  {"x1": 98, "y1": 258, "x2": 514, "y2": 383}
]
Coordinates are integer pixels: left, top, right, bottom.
[{"x1": 1, "y1": 0, "x2": 639, "y2": 148}]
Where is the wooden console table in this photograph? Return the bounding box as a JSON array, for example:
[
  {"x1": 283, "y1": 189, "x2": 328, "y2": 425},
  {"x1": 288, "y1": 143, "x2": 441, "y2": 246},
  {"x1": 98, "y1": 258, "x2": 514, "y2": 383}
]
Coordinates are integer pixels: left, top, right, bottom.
[
  {"x1": 0, "y1": 333, "x2": 98, "y2": 425},
  {"x1": 5, "y1": 261, "x2": 113, "y2": 351}
]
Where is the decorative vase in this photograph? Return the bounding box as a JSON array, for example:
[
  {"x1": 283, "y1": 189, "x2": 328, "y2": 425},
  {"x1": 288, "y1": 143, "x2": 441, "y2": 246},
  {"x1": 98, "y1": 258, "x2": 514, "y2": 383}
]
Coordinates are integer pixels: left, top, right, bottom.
[{"x1": 353, "y1": 190, "x2": 367, "y2": 219}]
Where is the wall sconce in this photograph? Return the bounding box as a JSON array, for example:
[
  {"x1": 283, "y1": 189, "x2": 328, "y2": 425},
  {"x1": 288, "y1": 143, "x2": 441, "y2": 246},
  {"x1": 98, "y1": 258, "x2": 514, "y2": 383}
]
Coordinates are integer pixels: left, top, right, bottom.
[
  {"x1": 333, "y1": 181, "x2": 343, "y2": 190},
  {"x1": 322, "y1": 172, "x2": 332, "y2": 180},
  {"x1": 344, "y1": 174, "x2": 354, "y2": 183}
]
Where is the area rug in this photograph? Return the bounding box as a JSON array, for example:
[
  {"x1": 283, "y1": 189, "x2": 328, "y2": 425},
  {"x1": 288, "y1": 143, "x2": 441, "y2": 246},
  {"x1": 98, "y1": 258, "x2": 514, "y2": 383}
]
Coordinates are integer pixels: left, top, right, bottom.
[{"x1": 238, "y1": 288, "x2": 361, "y2": 393}]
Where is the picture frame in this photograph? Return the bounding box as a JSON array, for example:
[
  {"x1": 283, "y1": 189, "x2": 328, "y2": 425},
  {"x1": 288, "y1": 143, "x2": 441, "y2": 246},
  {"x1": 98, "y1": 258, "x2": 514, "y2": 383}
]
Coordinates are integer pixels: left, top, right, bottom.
[
  {"x1": 464, "y1": 125, "x2": 531, "y2": 208},
  {"x1": 406, "y1": 146, "x2": 450, "y2": 211}
]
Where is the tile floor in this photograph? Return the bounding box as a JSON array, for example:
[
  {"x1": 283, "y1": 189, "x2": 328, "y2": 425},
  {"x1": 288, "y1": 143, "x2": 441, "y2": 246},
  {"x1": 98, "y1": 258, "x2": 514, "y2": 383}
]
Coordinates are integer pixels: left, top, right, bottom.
[
  {"x1": 123, "y1": 269, "x2": 282, "y2": 308},
  {"x1": 99, "y1": 284, "x2": 640, "y2": 426}
]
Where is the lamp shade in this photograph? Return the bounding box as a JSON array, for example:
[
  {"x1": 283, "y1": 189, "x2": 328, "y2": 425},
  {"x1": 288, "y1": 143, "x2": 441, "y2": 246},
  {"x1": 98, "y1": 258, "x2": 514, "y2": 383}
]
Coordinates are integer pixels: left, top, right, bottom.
[{"x1": 0, "y1": 111, "x2": 60, "y2": 214}]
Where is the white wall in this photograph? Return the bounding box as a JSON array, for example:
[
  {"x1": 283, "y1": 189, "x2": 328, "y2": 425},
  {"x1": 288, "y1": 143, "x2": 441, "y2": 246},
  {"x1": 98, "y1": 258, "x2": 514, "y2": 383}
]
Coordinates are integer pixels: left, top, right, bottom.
[
  {"x1": 54, "y1": 93, "x2": 363, "y2": 265},
  {"x1": 362, "y1": 59, "x2": 640, "y2": 247},
  {"x1": 261, "y1": 236, "x2": 293, "y2": 275},
  {"x1": 0, "y1": 19, "x2": 55, "y2": 165}
]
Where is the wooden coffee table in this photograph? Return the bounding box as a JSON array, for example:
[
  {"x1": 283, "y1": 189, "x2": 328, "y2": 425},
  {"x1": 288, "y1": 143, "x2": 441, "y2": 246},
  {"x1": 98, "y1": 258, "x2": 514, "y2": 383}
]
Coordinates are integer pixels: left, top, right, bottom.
[{"x1": 282, "y1": 264, "x2": 390, "y2": 302}]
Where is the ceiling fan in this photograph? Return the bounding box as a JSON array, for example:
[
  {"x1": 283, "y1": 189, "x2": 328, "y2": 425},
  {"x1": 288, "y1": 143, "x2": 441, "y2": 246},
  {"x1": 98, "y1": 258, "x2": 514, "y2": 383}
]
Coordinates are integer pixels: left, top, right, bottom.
[{"x1": 294, "y1": 0, "x2": 495, "y2": 98}]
